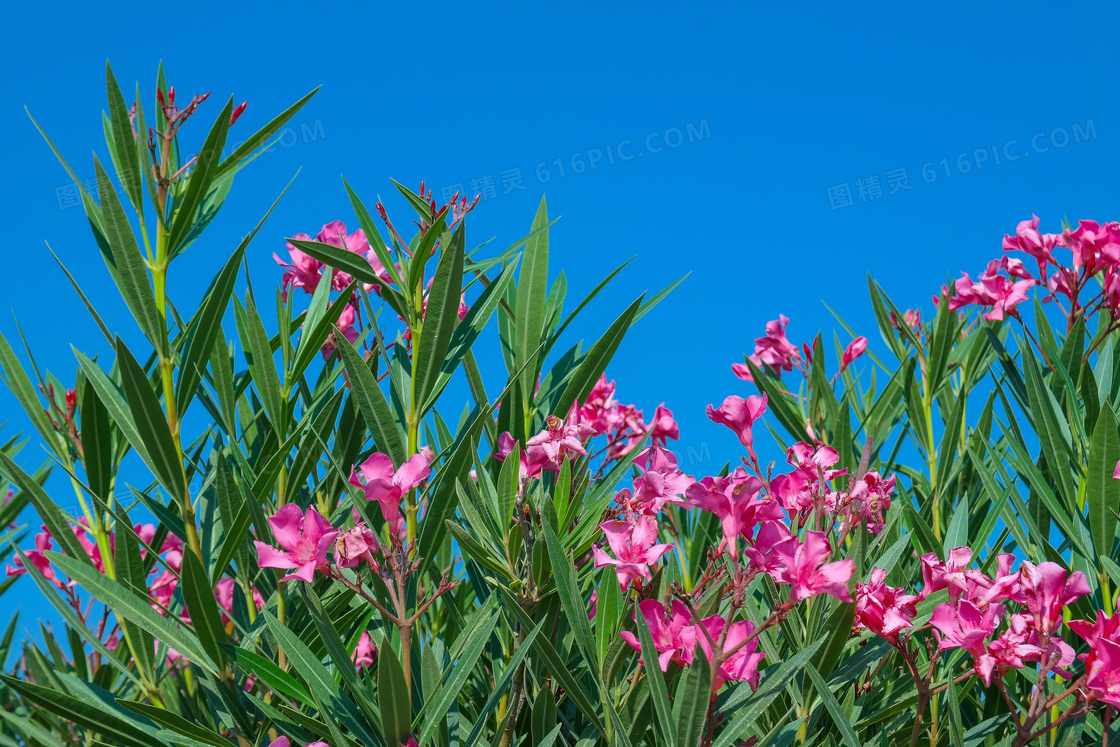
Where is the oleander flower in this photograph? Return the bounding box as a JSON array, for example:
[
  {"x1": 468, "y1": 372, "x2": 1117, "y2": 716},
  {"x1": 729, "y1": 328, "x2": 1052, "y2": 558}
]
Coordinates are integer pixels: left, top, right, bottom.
[{"x1": 254, "y1": 504, "x2": 338, "y2": 583}]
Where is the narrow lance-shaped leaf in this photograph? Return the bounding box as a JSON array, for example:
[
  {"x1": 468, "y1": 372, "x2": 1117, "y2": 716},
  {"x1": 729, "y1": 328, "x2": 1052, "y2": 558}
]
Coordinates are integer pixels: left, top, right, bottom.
[
  {"x1": 1088, "y1": 403, "x2": 1120, "y2": 560},
  {"x1": 337, "y1": 336, "x2": 406, "y2": 466},
  {"x1": 95, "y1": 158, "x2": 164, "y2": 354},
  {"x1": 415, "y1": 220, "x2": 465, "y2": 411},
  {"x1": 116, "y1": 337, "x2": 185, "y2": 503},
  {"x1": 515, "y1": 197, "x2": 551, "y2": 417}
]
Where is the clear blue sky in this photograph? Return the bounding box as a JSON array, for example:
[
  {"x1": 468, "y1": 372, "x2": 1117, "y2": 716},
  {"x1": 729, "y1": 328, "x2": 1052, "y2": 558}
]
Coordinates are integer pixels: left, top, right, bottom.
[{"x1": 0, "y1": 1, "x2": 1117, "y2": 625}]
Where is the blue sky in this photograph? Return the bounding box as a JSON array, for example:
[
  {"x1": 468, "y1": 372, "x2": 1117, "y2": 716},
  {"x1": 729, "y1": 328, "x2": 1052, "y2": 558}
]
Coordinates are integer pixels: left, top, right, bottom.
[{"x1": 0, "y1": 1, "x2": 1117, "y2": 627}]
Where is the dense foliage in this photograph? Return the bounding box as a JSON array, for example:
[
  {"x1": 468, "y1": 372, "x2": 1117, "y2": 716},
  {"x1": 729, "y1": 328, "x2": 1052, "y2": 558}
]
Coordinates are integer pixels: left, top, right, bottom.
[{"x1": 3, "y1": 65, "x2": 1120, "y2": 747}]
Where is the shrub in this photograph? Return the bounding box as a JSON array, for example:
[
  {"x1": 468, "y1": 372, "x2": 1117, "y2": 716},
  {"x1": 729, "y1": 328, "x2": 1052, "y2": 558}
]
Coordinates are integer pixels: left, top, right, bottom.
[{"x1": 3, "y1": 64, "x2": 1120, "y2": 747}]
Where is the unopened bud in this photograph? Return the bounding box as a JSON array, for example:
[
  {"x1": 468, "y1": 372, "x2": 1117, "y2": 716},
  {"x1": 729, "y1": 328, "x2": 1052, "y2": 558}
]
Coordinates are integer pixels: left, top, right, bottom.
[{"x1": 230, "y1": 101, "x2": 248, "y2": 126}]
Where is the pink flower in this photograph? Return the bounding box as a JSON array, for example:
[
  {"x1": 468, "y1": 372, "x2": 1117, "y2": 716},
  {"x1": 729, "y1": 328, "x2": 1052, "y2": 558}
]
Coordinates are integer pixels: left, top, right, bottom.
[
  {"x1": 317, "y1": 220, "x2": 382, "y2": 292},
  {"x1": 274, "y1": 233, "x2": 322, "y2": 300},
  {"x1": 706, "y1": 393, "x2": 767, "y2": 453},
  {"x1": 839, "y1": 336, "x2": 868, "y2": 372},
  {"x1": 1086, "y1": 638, "x2": 1120, "y2": 707},
  {"x1": 649, "y1": 404, "x2": 679, "y2": 445},
  {"x1": 686, "y1": 469, "x2": 782, "y2": 552},
  {"x1": 845, "y1": 470, "x2": 895, "y2": 534},
  {"x1": 526, "y1": 403, "x2": 594, "y2": 472},
  {"x1": 214, "y1": 577, "x2": 265, "y2": 624},
  {"x1": 352, "y1": 631, "x2": 377, "y2": 671},
  {"x1": 349, "y1": 453, "x2": 431, "y2": 540},
  {"x1": 493, "y1": 431, "x2": 516, "y2": 462},
  {"x1": 1060, "y1": 219, "x2": 1120, "y2": 274},
  {"x1": 253, "y1": 504, "x2": 338, "y2": 583},
  {"x1": 321, "y1": 302, "x2": 360, "y2": 359},
  {"x1": 930, "y1": 600, "x2": 1001, "y2": 657},
  {"x1": 618, "y1": 599, "x2": 695, "y2": 672},
  {"x1": 947, "y1": 257, "x2": 1035, "y2": 321},
  {"x1": 579, "y1": 375, "x2": 624, "y2": 436},
  {"x1": 694, "y1": 616, "x2": 766, "y2": 692},
  {"x1": 269, "y1": 740, "x2": 331, "y2": 747},
  {"x1": 6, "y1": 527, "x2": 65, "y2": 589},
  {"x1": 334, "y1": 509, "x2": 381, "y2": 570},
  {"x1": 1003, "y1": 214, "x2": 1058, "y2": 275},
  {"x1": 592, "y1": 515, "x2": 673, "y2": 591},
  {"x1": 770, "y1": 531, "x2": 853, "y2": 603},
  {"x1": 855, "y1": 568, "x2": 917, "y2": 639},
  {"x1": 623, "y1": 446, "x2": 693, "y2": 515},
  {"x1": 975, "y1": 614, "x2": 1045, "y2": 687},
  {"x1": 1013, "y1": 561, "x2": 1090, "y2": 636},
  {"x1": 744, "y1": 315, "x2": 801, "y2": 380}
]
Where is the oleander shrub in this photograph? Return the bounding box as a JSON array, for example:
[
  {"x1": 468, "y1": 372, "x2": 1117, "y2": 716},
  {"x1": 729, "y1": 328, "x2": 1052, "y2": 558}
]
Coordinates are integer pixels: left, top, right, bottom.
[{"x1": 3, "y1": 63, "x2": 1120, "y2": 747}]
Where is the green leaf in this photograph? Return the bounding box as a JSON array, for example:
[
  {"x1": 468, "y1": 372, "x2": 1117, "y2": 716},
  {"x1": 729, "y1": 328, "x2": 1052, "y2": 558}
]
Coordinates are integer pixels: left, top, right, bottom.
[
  {"x1": 287, "y1": 239, "x2": 407, "y2": 320},
  {"x1": 342, "y1": 177, "x2": 404, "y2": 288},
  {"x1": 415, "y1": 221, "x2": 465, "y2": 411},
  {"x1": 337, "y1": 336, "x2": 406, "y2": 466},
  {"x1": 264, "y1": 611, "x2": 379, "y2": 745},
  {"x1": 176, "y1": 243, "x2": 246, "y2": 418},
  {"x1": 379, "y1": 637, "x2": 413, "y2": 747},
  {"x1": 540, "y1": 497, "x2": 597, "y2": 669},
  {"x1": 94, "y1": 157, "x2": 164, "y2": 354},
  {"x1": 515, "y1": 196, "x2": 551, "y2": 410},
  {"x1": 0, "y1": 330, "x2": 58, "y2": 450},
  {"x1": 73, "y1": 348, "x2": 155, "y2": 480},
  {"x1": 424, "y1": 261, "x2": 519, "y2": 410},
  {"x1": 243, "y1": 291, "x2": 284, "y2": 432},
  {"x1": 111, "y1": 508, "x2": 158, "y2": 682},
  {"x1": 80, "y1": 375, "x2": 112, "y2": 501},
  {"x1": 47, "y1": 551, "x2": 218, "y2": 674},
  {"x1": 416, "y1": 611, "x2": 517, "y2": 747},
  {"x1": 216, "y1": 87, "x2": 319, "y2": 178},
  {"x1": 1088, "y1": 403, "x2": 1120, "y2": 560},
  {"x1": 494, "y1": 586, "x2": 605, "y2": 735},
  {"x1": 675, "y1": 651, "x2": 712, "y2": 747},
  {"x1": 804, "y1": 664, "x2": 860, "y2": 747},
  {"x1": 459, "y1": 619, "x2": 544, "y2": 747},
  {"x1": 636, "y1": 603, "x2": 676, "y2": 746},
  {"x1": 1022, "y1": 346, "x2": 1077, "y2": 507},
  {"x1": 220, "y1": 645, "x2": 311, "y2": 704},
  {"x1": 117, "y1": 701, "x2": 234, "y2": 747},
  {"x1": 943, "y1": 495, "x2": 969, "y2": 555},
  {"x1": 711, "y1": 638, "x2": 824, "y2": 747},
  {"x1": 105, "y1": 62, "x2": 142, "y2": 212},
  {"x1": 0, "y1": 453, "x2": 90, "y2": 565},
  {"x1": 167, "y1": 98, "x2": 232, "y2": 256},
  {"x1": 0, "y1": 676, "x2": 164, "y2": 747},
  {"x1": 179, "y1": 550, "x2": 227, "y2": 671},
  {"x1": 551, "y1": 295, "x2": 644, "y2": 418},
  {"x1": 116, "y1": 337, "x2": 185, "y2": 503},
  {"x1": 14, "y1": 546, "x2": 142, "y2": 688}
]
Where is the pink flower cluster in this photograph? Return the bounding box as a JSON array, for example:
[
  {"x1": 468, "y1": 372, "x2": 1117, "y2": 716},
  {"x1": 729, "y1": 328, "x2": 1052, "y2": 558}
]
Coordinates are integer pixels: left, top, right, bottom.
[
  {"x1": 274, "y1": 220, "x2": 395, "y2": 358},
  {"x1": 594, "y1": 394, "x2": 861, "y2": 607},
  {"x1": 618, "y1": 599, "x2": 766, "y2": 692},
  {"x1": 256, "y1": 451, "x2": 432, "y2": 583},
  {"x1": 948, "y1": 215, "x2": 1120, "y2": 324},
  {"x1": 492, "y1": 375, "x2": 681, "y2": 479},
  {"x1": 732, "y1": 316, "x2": 868, "y2": 382},
  {"x1": 858, "y1": 548, "x2": 1105, "y2": 696}
]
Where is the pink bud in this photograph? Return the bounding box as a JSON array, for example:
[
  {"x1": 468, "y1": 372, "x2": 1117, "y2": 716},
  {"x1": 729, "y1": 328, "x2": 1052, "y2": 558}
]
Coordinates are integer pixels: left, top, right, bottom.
[{"x1": 230, "y1": 101, "x2": 247, "y2": 126}]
